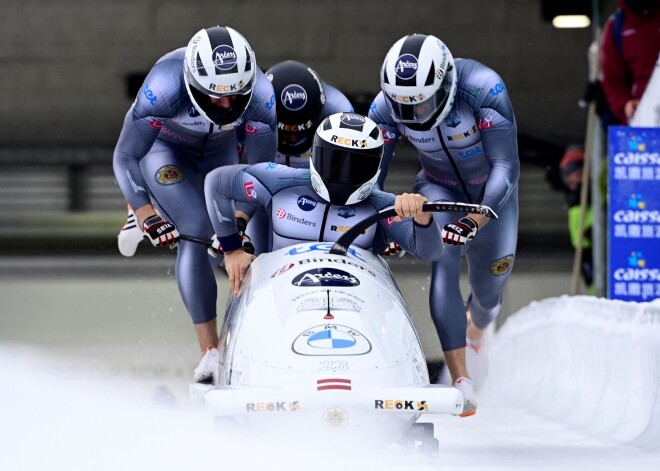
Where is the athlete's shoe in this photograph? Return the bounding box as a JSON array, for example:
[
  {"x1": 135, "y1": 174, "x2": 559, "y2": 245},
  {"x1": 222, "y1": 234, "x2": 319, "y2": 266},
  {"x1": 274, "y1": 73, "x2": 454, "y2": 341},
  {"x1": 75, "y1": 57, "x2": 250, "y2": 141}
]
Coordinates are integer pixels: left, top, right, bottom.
[
  {"x1": 118, "y1": 207, "x2": 145, "y2": 257},
  {"x1": 192, "y1": 347, "x2": 220, "y2": 384},
  {"x1": 453, "y1": 376, "x2": 477, "y2": 417},
  {"x1": 466, "y1": 334, "x2": 489, "y2": 391}
]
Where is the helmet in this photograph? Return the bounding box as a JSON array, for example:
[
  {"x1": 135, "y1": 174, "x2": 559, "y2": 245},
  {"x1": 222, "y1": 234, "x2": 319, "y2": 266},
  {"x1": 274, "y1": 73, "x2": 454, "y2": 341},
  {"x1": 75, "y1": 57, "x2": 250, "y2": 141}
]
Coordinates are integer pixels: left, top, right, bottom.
[
  {"x1": 184, "y1": 26, "x2": 256, "y2": 125},
  {"x1": 266, "y1": 60, "x2": 326, "y2": 155},
  {"x1": 380, "y1": 34, "x2": 456, "y2": 131},
  {"x1": 310, "y1": 112, "x2": 384, "y2": 206}
]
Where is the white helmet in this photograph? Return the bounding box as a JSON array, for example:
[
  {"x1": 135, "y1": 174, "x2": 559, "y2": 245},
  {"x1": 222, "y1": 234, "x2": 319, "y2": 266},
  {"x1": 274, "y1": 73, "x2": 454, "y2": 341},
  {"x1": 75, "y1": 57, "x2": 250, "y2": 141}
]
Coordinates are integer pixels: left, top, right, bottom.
[
  {"x1": 380, "y1": 34, "x2": 457, "y2": 130},
  {"x1": 184, "y1": 26, "x2": 256, "y2": 125},
  {"x1": 310, "y1": 112, "x2": 384, "y2": 206}
]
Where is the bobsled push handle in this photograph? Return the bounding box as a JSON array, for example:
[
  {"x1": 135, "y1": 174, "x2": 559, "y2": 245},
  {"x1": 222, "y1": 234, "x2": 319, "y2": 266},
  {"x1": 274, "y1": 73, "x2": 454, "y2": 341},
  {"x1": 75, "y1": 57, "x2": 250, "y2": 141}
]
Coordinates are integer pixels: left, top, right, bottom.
[{"x1": 328, "y1": 201, "x2": 497, "y2": 256}]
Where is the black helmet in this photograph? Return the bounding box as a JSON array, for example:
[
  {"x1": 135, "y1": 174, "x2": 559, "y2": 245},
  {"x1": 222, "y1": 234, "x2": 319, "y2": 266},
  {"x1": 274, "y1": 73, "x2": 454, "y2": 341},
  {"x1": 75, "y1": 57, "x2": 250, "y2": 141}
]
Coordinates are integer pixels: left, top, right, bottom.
[
  {"x1": 310, "y1": 112, "x2": 384, "y2": 206},
  {"x1": 266, "y1": 60, "x2": 326, "y2": 155}
]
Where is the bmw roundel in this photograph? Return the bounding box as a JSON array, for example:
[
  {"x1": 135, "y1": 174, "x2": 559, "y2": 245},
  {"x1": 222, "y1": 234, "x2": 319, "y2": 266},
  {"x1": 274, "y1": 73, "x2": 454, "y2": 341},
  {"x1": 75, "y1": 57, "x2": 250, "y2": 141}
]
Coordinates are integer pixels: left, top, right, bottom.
[
  {"x1": 394, "y1": 54, "x2": 418, "y2": 80},
  {"x1": 293, "y1": 324, "x2": 372, "y2": 356},
  {"x1": 281, "y1": 84, "x2": 307, "y2": 111}
]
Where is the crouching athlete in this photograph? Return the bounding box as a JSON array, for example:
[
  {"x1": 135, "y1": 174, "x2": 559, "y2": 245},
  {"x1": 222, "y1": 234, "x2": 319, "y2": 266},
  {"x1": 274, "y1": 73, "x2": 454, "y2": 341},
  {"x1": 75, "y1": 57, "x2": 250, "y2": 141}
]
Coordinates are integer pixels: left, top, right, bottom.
[{"x1": 204, "y1": 112, "x2": 444, "y2": 296}]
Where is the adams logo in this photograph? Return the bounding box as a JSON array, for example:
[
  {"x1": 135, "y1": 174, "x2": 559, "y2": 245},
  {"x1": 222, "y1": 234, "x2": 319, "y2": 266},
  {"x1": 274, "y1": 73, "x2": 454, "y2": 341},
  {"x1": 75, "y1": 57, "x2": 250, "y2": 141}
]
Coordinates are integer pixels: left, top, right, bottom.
[
  {"x1": 394, "y1": 54, "x2": 418, "y2": 80},
  {"x1": 297, "y1": 195, "x2": 318, "y2": 211},
  {"x1": 281, "y1": 84, "x2": 307, "y2": 111},
  {"x1": 292, "y1": 268, "x2": 359, "y2": 287},
  {"x1": 212, "y1": 45, "x2": 238, "y2": 71}
]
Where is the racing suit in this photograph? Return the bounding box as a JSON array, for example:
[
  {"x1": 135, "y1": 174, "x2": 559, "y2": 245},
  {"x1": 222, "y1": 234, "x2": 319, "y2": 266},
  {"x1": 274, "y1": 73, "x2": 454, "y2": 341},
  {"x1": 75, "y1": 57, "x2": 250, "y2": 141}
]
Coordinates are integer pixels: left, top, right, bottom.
[
  {"x1": 112, "y1": 47, "x2": 277, "y2": 325},
  {"x1": 243, "y1": 82, "x2": 353, "y2": 254},
  {"x1": 369, "y1": 58, "x2": 520, "y2": 351},
  {"x1": 204, "y1": 163, "x2": 444, "y2": 262}
]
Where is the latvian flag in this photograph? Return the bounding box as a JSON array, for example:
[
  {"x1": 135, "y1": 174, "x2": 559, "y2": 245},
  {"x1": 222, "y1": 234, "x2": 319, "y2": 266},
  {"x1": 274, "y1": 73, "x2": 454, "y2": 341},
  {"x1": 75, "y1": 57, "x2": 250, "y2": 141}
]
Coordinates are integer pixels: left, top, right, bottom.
[{"x1": 317, "y1": 378, "x2": 352, "y2": 391}]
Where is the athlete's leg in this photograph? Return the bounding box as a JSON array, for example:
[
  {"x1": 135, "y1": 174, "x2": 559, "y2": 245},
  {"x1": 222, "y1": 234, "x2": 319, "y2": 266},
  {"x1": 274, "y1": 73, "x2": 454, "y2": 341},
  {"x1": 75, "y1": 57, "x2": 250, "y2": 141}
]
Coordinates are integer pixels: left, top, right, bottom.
[
  {"x1": 415, "y1": 174, "x2": 469, "y2": 382},
  {"x1": 140, "y1": 143, "x2": 219, "y2": 353},
  {"x1": 465, "y1": 191, "x2": 519, "y2": 339}
]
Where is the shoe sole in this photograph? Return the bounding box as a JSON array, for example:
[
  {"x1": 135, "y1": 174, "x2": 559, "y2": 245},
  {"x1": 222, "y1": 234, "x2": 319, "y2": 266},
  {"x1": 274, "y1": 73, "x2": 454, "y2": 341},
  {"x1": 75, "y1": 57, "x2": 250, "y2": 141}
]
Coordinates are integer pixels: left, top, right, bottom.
[{"x1": 459, "y1": 408, "x2": 477, "y2": 418}]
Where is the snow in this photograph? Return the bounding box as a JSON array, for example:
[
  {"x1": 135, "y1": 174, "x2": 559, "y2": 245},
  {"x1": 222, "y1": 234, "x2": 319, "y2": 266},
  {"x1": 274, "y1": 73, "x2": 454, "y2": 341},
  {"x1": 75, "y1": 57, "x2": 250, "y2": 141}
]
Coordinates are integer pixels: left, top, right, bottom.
[{"x1": 2, "y1": 295, "x2": 660, "y2": 470}]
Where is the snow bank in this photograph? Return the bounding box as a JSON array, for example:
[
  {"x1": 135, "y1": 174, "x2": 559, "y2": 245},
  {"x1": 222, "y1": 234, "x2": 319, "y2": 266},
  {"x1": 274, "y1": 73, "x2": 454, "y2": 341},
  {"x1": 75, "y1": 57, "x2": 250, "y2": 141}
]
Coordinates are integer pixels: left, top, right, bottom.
[{"x1": 486, "y1": 295, "x2": 660, "y2": 449}]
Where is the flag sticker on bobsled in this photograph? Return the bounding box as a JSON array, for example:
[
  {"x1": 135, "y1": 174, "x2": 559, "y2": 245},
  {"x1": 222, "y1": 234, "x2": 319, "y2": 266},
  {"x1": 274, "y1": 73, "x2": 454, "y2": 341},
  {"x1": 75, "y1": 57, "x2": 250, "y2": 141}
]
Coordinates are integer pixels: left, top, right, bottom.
[
  {"x1": 317, "y1": 378, "x2": 352, "y2": 391},
  {"x1": 293, "y1": 324, "x2": 372, "y2": 356}
]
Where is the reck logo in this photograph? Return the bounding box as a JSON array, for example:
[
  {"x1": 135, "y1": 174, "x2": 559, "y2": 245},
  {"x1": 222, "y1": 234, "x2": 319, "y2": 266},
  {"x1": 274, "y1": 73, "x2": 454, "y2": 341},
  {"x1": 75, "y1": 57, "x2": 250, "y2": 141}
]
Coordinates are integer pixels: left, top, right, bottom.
[
  {"x1": 331, "y1": 225, "x2": 367, "y2": 234},
  {"x1": 375, "y1": 400, "x2": 428, "y2": 411},
  {"x1": 246, "y1": 401, "x2": 301, "y2": 412},
  {"x1": 331, "y1": 135, "x2": 367, "y2": 148}
]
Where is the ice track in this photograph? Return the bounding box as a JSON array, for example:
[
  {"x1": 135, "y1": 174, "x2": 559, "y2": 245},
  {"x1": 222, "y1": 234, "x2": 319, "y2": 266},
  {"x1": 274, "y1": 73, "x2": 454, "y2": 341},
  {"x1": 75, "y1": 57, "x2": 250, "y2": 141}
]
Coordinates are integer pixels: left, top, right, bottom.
[{"x1": 1, "y1": 274, "x2": 660, "y2": 470}]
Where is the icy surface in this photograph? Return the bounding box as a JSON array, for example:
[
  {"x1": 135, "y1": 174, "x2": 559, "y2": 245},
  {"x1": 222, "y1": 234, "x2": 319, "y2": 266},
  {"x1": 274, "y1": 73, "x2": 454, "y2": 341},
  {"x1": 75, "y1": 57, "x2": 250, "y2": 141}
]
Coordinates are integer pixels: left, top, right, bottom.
[{"x1": 2, "y1": 295, "x2": 660, "y2": 470}]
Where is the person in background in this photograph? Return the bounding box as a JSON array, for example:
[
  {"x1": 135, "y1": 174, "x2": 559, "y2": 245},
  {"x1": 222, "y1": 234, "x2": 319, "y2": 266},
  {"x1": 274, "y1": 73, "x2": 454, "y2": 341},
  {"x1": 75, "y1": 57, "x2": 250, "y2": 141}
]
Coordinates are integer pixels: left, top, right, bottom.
[
  {"x1": 559, "y1": 145, "x2": 594, "y2": 294},
  {"x1": 113, "y1": 26, "x2": 277, "y2": 383},
  {"x1": 369, "y1": 33, "x2": 520, "y2": 416},
  {"x1": 240, "y1": 60, "x2": 354, "y2": 254},
  {"x1": 600, "y1": 0, "x2": 660, "y2": 125}
]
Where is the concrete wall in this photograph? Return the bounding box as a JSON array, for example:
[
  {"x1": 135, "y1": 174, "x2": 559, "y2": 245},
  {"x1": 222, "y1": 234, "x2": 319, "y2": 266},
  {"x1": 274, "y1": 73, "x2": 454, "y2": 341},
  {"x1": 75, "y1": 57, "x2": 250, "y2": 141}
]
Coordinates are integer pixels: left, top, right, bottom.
[{"x1": 0, "y1": 0, "x2": 612, "y2": 147}]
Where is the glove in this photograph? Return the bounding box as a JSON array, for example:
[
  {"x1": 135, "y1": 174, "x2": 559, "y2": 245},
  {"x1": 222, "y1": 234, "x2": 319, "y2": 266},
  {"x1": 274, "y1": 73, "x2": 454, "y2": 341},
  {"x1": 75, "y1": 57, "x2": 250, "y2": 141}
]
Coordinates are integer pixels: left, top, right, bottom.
[
  {"x1": 207, "y1": 217, "x2": 255, "y2": 258},
  {"x1": 118, "y1": 208, "x2": 144, "y2": 257},
  {"x1": 208, "y1": 234, "x2": 223, "y2": 257},
  {"x1": 381, "y1": 242, "x2": 406, "y2": 258},
  {"x1": 236, "y1": 217, "x2": 255, "y2": 255},
  {"x1": 442, "y1": 217, "x2": 478, "y2": 246},
  {"x1": 142, "y1": 215, "x2": 180, "y2": 248}
]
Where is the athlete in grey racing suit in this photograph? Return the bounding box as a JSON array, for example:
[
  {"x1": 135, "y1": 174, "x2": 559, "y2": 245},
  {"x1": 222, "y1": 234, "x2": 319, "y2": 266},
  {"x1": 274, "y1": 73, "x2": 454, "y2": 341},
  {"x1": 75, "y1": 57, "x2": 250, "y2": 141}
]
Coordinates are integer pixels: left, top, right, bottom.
[
  {"x1": 205, "y1": 112, "x2": 445, "y2": 295},
  {"x1": 241, "y1": 60, "x2": 354, "y2": 254},
  {"x1": 112, "y1": 27, "x2": 277, "y2": 380},
  {"x1": 370, "y1": 35, "x2": 519, "y2": 408}
]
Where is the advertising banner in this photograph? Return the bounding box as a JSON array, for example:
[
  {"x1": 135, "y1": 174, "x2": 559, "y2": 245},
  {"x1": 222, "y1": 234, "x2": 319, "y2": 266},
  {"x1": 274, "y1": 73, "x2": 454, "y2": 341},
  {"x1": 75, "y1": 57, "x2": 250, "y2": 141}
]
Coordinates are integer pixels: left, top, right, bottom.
[{"x1": 608, "y1": 126, "x2": 660, "y2": 302}]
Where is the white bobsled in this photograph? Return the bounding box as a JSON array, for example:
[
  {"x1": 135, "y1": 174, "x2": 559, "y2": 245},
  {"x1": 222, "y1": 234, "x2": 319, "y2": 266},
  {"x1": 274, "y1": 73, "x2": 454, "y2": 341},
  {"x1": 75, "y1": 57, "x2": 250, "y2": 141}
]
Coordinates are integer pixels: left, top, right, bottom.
[{"x1": 190, "y1": 202, "x2": 496, "y2": 450}]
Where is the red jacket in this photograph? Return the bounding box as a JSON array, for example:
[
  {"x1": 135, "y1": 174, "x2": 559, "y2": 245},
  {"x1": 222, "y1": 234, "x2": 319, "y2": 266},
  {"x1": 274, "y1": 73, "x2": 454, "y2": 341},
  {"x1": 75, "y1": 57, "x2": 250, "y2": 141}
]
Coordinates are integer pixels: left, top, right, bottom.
[{"x1": 600, "y1": 0, "x2": 660, "y2": 124}]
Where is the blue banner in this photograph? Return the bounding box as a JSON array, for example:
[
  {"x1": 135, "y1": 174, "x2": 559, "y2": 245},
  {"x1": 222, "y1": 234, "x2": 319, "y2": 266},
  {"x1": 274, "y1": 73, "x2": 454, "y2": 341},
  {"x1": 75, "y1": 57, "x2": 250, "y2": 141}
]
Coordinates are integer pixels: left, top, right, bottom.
[{"x1": 608, "y1": 126, "x2": 660, "y2": 302}]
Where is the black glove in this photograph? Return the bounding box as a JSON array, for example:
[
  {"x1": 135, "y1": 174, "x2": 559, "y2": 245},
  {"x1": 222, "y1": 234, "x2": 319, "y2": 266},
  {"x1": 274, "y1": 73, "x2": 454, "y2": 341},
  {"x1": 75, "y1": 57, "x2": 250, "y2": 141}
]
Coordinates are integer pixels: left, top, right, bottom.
[
  {"x1": 236, "y1": 217, "x2": 255, "y2": 255},
  {"x1": 142, "y1": 215, "x2": 180, "y2": 248},
  {"x1": 208, "y1": 217, "x2": 255, "y2": 258},
  {"x1": 442, "y1": 217, "x2": 478, "y2": 246}
]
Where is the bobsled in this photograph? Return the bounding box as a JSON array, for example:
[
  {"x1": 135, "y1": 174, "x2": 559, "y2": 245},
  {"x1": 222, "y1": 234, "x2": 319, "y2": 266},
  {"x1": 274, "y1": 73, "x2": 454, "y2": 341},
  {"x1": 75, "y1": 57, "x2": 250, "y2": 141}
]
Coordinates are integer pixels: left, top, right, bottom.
[{"x1": 190, "y1": 202, "x2": 496, "y2": 452}]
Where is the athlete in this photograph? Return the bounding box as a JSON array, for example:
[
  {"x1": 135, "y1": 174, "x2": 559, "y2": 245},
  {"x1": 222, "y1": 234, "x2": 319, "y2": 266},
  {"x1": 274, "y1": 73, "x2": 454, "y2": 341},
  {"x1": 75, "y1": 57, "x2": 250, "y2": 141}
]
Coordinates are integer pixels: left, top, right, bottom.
[
  {"x1": 239, "y1": 60, "x2": 354, "y2": 254},
  {"x1": 204, "y1": 112, "x2": 444, "y2": 296},
  {"x1": 369, "y1": 34, "x2": 520, "y2": 416},
  {"x1": 112, "y1": 26, "x2": 277, "y2": 383}
]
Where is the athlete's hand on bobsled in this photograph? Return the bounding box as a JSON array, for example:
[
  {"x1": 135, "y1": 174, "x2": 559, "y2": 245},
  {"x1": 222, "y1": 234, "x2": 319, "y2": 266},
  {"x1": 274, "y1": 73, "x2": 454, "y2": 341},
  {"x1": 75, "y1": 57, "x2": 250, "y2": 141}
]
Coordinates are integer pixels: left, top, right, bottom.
[
  {"x1": 442, "y1": 217, "x2": 478, "y2": 245},
  {"x1": 142, "y1": 215, "x2": 180, "y2": 248},
  {"x1": 224, "y1": 248, "x2": 256, "y2": 296},
  {"x1": 394, "y1": 193, "x2": 431, "y2": 225}
]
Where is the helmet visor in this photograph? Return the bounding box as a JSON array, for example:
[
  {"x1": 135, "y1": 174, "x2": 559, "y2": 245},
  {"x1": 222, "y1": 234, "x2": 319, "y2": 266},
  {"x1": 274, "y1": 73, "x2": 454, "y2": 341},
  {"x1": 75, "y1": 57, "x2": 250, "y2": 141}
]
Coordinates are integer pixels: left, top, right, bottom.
[
  {"x1": 188, "y1": 85, "x2": 252, "y2": 125},
  {"x1": 386, "y1": 68, "x2": 454, "y2": 124},
  {"x1": 313, "y1": 145, "x2": 381, "y2": 187}
]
